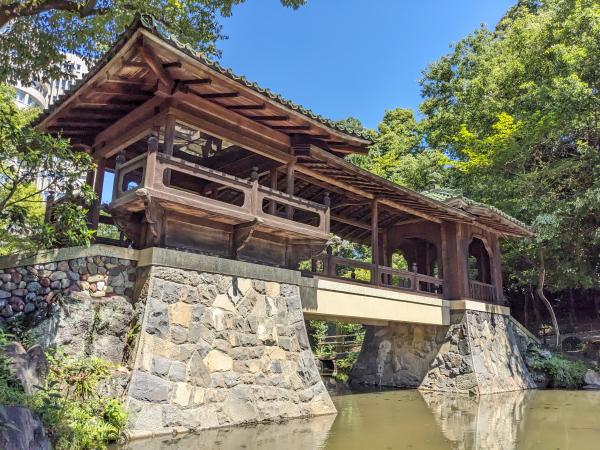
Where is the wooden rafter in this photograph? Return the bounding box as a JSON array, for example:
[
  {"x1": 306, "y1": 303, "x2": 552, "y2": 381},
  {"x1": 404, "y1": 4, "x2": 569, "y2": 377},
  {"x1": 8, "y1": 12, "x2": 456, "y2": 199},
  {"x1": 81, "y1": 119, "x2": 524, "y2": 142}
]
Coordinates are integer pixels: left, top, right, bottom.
[{"x1": 138, "y1": 41, "x2": 175, "y2": 90}]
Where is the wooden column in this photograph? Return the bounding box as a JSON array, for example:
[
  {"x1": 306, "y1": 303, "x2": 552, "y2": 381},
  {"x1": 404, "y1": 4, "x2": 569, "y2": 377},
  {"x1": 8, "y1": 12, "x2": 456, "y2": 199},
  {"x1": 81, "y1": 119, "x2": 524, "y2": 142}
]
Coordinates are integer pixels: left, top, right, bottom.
[
  {"x1": 90, "y1": 157, "x2": 106, "y2": 231},
  {"x1": 163, "y1": 115, "x2": 175, "y2": 186},
  {"x1": 269, "y1": 168, "x2": 278, "y2": 215},
  {"x1": 440, "y1": 221, "x2": 467, "y2": 300},
  {"x1": 491, "y1": 235, "x2": 504, "y2": 304},
  {"x1": 286, "y1": 162, "x2": 295, "y2": 219},
  {"x1": 371, "y1": 198, "x2": 379, "y2": 285},
  {"x1": 111, "y1": 152, "x2": 126, "y2": 201},
  {"x1": 144, "y1": 131, "x2": 160, "y2": 189}
]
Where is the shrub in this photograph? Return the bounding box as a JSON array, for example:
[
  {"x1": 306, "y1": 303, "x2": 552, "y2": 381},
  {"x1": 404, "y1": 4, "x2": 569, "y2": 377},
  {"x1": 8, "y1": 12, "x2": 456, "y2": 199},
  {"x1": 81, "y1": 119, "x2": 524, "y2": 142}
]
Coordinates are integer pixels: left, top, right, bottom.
[
  {"x1": 530, "y1": 352, "x2": 588, "y2": 388},
  {"x1": 0, "y1": 330, "x2": 127, "y2": 450}
]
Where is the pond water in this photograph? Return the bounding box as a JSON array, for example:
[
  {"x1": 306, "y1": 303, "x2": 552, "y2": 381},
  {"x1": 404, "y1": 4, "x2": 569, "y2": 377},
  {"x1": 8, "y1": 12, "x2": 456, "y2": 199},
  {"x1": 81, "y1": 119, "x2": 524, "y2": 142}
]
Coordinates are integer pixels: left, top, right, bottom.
[{"x1": 120, "y1": 389, "x2": 600, "y2": 450}]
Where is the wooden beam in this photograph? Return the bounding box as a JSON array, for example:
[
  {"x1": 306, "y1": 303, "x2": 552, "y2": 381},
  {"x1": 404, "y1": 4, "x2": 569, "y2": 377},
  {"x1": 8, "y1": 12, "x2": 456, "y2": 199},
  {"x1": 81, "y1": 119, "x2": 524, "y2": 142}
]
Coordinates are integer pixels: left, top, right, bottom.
[
  {"x1": 182, "y1": 78, "x2": 212, "y2": 85},
  {"x1": 272, "y1": 125, "x2": 311, "y2": 131},
  {"x1": 226, "y1": 103, "x2": 266, "y2": 110},
  {"x1": 201, "y1": 92, "x2": 239, "y2": 99},
  {"x1": 331, "y1": 214, "x2": 371, "y2": 230},
  {"x1": 93, "y1": 95, "x2": 167, "y2": 151},
  {"x1": 170, "y1": 104, "x2": 292, "y2": 164},
  {"x1": 138, "y1": 41, "x2": 174, "y2": 90},
  {"x1": 247, "y1": 115, "x2": 289, "y2": 121},
  {"x1": 172, "y1": 90, "x2": 291, "y2": 153},
  {"x1": 163, "y1": 61, "x2": 182, "y2": 69}
]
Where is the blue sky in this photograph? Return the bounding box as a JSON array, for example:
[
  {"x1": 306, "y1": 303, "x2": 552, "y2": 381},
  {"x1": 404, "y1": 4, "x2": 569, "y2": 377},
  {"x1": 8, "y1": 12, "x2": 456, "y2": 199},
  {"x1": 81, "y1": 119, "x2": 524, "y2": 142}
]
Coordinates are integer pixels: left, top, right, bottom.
[{"x1": 216, "y1": 0, "x2": 515, "y2": 129}]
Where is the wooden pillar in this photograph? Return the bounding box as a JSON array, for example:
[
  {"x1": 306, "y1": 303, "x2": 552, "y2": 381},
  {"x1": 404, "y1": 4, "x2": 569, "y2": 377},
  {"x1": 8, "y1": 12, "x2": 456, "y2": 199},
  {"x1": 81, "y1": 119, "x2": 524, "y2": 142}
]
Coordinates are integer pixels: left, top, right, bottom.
[
  {"x1": 90, "y1": 157, "x2": 106, "y2": 231},
  {"x1": 440, "y1": 221, "x2": 467, "y2": 300},
  {"x1": 144, "y1": 131, "x2": 160, "y2": 189},
  {"x1": 286, "y1": 162, "x2": 295, "y2": 219},
  {"x1": 163, "y1": 114, "x2": 176, "y2": 156},
  {"x1": 269, "y1": 168, "x2": 278, "y2": 215},
  {"x1": 112, "y1": 152, "x2": 126, "y2": 201},
  {"x1": 491, "y1": 235, "x2": 504, "y2": 303},
  {"x1": 371, "y1": 198, "x2": 379, "y2": 285}
]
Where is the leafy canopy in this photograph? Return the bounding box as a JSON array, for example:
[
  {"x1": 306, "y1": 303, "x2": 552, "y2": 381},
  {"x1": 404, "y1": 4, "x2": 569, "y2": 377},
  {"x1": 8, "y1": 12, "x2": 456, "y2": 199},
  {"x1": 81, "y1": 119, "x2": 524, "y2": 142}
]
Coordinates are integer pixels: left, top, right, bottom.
[
  {"x1": 420, "y1": 0, "x2": 600, "y2": 292},
  {"x1": 0, "y1": 85, "x2": 95, "y2": 253},
  {"x1": 0, "y1": 0, "x2": 305, "y2": 84}
]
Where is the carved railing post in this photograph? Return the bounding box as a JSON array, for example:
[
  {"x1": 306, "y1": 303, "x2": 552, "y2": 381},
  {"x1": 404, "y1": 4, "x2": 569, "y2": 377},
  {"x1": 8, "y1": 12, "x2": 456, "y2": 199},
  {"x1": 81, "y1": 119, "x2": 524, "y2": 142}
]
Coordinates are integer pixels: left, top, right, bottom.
[
  {"x1": 250, "y1": 166, "x2": 259, "y2": 216},
  {"x1": 411, "y1": 262, "x2": 418, "y2": 291},
  {"x1": 323, "y1": 191, "x2": 331, "y2": 234},
  {"x1": 325, "y1": 245, "x2": 334, "y2": 277},
  {"x1": 112, "y1": 152, "x2": 126, "y2": 201}
]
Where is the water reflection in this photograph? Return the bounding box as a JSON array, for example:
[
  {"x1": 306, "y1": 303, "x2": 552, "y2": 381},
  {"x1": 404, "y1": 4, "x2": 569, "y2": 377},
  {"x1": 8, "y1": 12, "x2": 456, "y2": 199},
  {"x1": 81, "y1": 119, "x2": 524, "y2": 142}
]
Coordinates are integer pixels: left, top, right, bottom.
[
  {"x1": 119, "y1": 389, "x2": 600, "y2": 450},
  {"x1": 419, "y1": 390, "x2": 532, "y2": 450},
  {"x1": 120, "y1": 413, "x2": 335, "y2": 450}
]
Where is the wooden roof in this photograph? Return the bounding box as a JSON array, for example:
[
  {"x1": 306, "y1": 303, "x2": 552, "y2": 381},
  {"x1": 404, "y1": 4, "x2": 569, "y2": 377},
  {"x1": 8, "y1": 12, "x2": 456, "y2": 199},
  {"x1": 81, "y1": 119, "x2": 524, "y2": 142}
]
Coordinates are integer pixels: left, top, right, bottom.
[
  {"x1": 35, "y1": 15, "x2": 372, "y2": 155},
  {"x1": 33, "y1": 15, "x2": 533, "y2": 240}
]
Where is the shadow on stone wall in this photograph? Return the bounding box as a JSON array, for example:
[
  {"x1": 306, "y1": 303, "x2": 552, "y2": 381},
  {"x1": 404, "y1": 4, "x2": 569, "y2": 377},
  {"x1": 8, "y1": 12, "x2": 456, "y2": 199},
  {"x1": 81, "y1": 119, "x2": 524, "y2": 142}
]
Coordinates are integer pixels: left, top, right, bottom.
[{"x1": 350, "y1": 310, "x2": 535, "y2": 394}]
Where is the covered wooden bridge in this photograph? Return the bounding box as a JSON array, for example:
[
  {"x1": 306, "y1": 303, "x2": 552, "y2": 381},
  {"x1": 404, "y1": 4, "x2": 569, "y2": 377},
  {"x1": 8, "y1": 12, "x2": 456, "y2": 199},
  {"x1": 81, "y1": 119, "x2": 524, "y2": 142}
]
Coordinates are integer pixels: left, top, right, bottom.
[{"x1": 36, "y1": 15, "x2": 533, "y2": 307}]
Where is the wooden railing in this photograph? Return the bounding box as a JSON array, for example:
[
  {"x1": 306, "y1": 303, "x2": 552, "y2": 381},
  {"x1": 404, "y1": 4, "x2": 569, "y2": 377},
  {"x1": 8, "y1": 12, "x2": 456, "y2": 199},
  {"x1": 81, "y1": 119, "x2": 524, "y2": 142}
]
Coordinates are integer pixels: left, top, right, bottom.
[
  {"x1": 468, "y1": 280, "x2": 496, "y2": 303},
  {"x1": 112, "y1": 151, "x2": 329, "y2": 238},
  {"x1": 310, "y1": 252, "x2": 443, "y2": 296}
]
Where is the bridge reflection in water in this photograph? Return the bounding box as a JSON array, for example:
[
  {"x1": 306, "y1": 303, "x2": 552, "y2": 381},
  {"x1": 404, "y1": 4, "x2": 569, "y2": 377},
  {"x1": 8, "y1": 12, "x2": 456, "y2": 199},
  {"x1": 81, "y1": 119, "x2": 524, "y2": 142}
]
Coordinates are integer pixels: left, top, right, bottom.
[{"x1": 119, "y1": 389, "x2": 600, "y2": 450}]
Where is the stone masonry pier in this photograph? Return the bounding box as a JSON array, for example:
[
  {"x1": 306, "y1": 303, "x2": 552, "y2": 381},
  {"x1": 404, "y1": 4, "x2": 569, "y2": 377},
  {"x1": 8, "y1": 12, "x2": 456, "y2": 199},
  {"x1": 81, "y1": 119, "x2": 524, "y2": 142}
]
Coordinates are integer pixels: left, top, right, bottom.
[{"x1": 0, "y1": 245, "x2": 536, "y2": 439}]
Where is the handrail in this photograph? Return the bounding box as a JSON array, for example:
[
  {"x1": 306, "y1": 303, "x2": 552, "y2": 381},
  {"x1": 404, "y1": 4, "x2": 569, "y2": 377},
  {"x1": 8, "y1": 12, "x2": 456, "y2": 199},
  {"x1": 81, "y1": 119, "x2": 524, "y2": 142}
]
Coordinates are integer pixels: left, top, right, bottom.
[
  {"x1": 111, "y1": 151, "x2": 331, "y2": 238},
  {"x1": 310, "y1": 252, "x2": 443, "y2": 295},
  {"x1": 468, "y1": 279, "x2": 496, "y2": 303},
  {"x1": 115, "y1": 152, "x2": 148, "y2": 173},
  {"x1": 257, "y1": 185, "x2": 328, "y2": 212}
]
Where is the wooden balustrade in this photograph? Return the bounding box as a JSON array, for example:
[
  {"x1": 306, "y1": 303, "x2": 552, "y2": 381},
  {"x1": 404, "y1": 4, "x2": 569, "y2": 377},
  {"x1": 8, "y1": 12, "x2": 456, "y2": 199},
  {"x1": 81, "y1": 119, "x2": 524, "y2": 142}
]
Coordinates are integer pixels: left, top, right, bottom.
[
  {"x1": 468, "y1": 280, "x2": 496, "y2": 303},
  {"x1": 310, "y1": 253, "x2": 444, "y2": 296},
  {"x1": 112, "y1": 151, "x2": 330, "y2": 237}
]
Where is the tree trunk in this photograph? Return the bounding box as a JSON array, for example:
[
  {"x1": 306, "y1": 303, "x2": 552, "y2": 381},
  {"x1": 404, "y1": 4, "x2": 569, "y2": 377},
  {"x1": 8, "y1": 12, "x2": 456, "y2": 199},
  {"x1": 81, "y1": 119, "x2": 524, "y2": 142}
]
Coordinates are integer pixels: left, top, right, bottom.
[
  {"x1": 594, "y1": 291, "x2": 600, "y2": 320},
  {"x1": 530, "y1": 284, "x2": 541, "y2": 324},
  {"x1": 568, "y1": 288, "x2": 577, "y2": 327},
  {"x1": 523, "y1": 289, "x2": 529, "y2": 327},
  {"x1": 536, "y1": 248, "x2": 560, "y2": 349}
]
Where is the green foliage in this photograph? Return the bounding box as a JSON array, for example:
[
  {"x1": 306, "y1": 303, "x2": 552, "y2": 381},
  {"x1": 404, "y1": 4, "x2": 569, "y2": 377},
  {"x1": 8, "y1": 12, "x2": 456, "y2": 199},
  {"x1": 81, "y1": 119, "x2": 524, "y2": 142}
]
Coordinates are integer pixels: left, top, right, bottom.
[
  {"x1": 347, "y1": 110, "x2": 448, "y2": 192},
  {"x1": 0, "y1": 1, "x2": 305, "y2": 85},
  {"x1": 419, "y1": 0, "x2": 600, "y2": 294},
  {"x1": 529, "y1": 349, "x2": 588, "y2": 389},
  {"x1": 0, "y1": 332, "x2": 126, "y2": 450},
  {"x1": 334, "y1": 352, "x2": 359, "y2": 383},
  {"x1": 308, "y1": 320, "x2": 364, "y2": 383},
  {"x1": 0, "y1": 85, "x2": 96, "y2": 254}
]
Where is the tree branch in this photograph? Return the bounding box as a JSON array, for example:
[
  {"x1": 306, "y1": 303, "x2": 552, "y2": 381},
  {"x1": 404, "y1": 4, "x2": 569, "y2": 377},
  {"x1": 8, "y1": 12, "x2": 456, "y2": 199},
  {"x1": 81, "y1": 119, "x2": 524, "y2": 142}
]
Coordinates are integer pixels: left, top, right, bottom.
[{"x1": 0, "y1": 0, "x2": 109, "y2": 27}]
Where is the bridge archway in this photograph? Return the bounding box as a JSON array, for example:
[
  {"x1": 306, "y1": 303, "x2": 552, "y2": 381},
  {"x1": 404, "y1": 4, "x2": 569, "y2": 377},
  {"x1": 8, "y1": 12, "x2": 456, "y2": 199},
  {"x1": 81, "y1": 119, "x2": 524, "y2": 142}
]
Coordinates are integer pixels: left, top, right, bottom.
[{"x1": 467, "y1": 236, "x2": 492, "y2": 284}]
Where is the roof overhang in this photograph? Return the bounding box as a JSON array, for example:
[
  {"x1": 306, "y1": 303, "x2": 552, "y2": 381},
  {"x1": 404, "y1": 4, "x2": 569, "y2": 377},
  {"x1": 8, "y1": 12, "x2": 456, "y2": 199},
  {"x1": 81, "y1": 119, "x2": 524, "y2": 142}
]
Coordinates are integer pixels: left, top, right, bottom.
[{"x1": 35, "y1": 16, "x2": 372, "y2": 155}]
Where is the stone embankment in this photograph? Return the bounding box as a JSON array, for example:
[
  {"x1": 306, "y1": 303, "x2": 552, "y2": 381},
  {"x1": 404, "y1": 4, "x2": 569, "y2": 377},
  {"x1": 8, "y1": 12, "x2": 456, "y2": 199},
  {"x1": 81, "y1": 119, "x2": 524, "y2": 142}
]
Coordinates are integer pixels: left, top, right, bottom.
[
  {"x1": 127, "y1": 265, "x2": 334, "y2": 436},
  {"x1": 351, "y1": 309, "x2": 536, "y2": 394},
  {"x1": 0, "y1": 246, "x2": 335, "y2": 439}
]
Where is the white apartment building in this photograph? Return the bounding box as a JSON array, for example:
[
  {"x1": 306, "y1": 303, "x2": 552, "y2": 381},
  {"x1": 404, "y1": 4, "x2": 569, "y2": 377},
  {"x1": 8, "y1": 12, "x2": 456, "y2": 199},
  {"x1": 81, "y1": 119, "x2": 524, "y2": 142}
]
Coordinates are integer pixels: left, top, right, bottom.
[{"x1": 13, "y1": 53, "x2": 88, "y2": 109}]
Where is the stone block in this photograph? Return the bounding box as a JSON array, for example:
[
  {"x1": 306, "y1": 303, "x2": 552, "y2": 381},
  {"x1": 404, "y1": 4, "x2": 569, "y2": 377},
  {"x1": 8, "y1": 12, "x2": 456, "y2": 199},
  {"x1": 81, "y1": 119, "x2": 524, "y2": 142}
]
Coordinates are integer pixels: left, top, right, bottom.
[
  {"x1": 204, "y1": 350, "x2": 233, "y2": 372},
  {"x1": 129, "y1": 371, "x2": 170, "y2": 403},
  {"x1": 168, "y1": 302, "x2": 193, "y2": 328}
]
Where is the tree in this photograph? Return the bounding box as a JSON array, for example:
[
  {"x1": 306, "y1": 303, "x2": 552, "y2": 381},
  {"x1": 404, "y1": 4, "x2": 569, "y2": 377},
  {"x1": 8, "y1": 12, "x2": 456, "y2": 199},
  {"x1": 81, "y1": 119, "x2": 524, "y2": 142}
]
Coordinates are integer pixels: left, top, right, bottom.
[
  {"x1": 0, "y1": 85, "x2": 95, "y2": 253},
  {"x1": 419, "y1": 0, "x2": 600, "y2": 312},
  {"x1": 0, "y1": 0, "x2": 305, "y2": 85},
  {"x1": 347, "y1": 109, "x2": 447, "y2": 191}
]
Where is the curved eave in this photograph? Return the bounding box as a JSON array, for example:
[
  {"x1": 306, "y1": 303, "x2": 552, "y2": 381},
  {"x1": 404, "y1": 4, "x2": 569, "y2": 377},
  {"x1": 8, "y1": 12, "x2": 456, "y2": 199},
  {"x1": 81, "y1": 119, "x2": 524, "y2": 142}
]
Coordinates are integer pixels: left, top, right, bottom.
[{"x1": 35, "y1": 18, "x2": 372, "y2": 155}]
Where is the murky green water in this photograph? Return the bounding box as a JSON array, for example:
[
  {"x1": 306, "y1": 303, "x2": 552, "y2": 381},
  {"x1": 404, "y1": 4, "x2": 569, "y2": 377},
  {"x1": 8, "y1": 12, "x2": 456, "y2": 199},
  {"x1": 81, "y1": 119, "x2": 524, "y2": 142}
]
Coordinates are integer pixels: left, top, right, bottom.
[{"x1": 120, "y1": 389, "x2": 600, "y2": 450}]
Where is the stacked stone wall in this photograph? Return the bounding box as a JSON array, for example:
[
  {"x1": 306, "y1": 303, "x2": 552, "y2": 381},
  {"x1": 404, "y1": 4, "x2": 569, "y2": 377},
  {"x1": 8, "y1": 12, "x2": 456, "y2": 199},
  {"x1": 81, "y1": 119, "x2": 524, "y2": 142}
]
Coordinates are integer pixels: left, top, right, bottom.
[
  {"x1": 126, "y1": 265, "x2": 334, "y2": 436},
  {"x1": 0, "y1": 254, "x2": 137, "y2": 364},
  {"x1": 351, "y1": 309, "x2": 535, "y2": 394}
]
